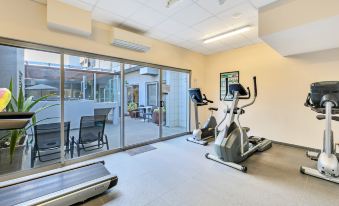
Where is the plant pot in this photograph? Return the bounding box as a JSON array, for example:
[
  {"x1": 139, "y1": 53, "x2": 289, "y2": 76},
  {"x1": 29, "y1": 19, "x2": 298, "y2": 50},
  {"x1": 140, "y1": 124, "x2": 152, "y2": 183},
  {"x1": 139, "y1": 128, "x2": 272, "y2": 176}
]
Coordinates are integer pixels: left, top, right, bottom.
[
  {"x1": 129, "y1": 111, "x2": 138, "y2": 118},
  {"x1": 0, "y1": 135, "x2": 27, "y2": 175},
  {"x1": 152, "y1": 111, "x2": 166, "y2": 125}
]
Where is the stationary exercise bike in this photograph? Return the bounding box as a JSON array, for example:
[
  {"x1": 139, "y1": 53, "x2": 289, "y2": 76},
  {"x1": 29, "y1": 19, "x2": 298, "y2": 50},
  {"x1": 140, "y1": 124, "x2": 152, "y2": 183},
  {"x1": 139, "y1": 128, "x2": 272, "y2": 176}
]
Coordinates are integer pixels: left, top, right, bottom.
[
  {"x1": 205, "y1": 76, "x2": 272, "y2": 172},
  {"x1": 301, "y1": 81, "x2": 339, "y2": 184},
  {"x1": 188, "y1": 88, "x2": 218, "y2": 146}
]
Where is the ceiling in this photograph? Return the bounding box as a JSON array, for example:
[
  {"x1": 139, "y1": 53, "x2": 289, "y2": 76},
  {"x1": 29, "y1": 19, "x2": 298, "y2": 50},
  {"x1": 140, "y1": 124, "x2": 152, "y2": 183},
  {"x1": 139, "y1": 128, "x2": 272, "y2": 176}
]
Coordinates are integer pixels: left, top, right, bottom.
[{"x1": 32, "y1": 0, "x2": 278, "y2": 55}]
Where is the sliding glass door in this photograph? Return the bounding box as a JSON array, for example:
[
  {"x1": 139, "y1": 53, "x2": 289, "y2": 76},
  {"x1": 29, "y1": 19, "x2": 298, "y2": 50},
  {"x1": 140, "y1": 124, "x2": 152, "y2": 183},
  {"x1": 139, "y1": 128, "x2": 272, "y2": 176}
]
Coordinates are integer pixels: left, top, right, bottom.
[
  {"x1": 0, "y1": 45, "x2": 62, "y2": 175},
  {"x1": 161, "y1": 69, "x2": 190, "y2": 137},
  {"x1": 123, "y1": 65, "x2": 160, "y2": 146},
  {"x1": 0, "y1": 39, "x2": 190, "y2": 177},
  {"x1": 63, "y1": 54, "x2": 121, "y2": 160}
]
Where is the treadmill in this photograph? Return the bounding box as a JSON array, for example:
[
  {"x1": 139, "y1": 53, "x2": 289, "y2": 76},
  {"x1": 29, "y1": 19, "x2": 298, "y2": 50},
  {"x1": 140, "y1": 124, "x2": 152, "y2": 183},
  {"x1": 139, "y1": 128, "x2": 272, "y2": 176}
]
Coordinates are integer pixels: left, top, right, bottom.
[{"x1": 0, "y1": 112, "x2": 118, "y2": 206}]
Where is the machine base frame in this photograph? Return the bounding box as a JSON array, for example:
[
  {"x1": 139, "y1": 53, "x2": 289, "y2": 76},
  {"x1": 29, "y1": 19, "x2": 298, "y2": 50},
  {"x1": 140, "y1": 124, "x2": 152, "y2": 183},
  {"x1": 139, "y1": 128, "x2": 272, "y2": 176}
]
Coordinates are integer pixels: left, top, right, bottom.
[
  {"x1": 300, "y1": 166, "x2": 339, "y2": 184},
  {"x1": 205, "y1": 153, "x2": 247, "y2": 172},
  {"x1": 186, "y1": 136, "x2": 211, "y2": 146}
]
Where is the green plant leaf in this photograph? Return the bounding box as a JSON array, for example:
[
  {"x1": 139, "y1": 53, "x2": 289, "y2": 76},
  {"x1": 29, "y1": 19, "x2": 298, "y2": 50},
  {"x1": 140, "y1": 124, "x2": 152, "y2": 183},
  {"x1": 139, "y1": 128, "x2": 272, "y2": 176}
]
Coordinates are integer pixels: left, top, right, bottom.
[
  {"x1": 7, "y1": 94, "x2": 18, "y2": 113},
  {"x1": 6, "y1": 79, "x2": 14, "y2": 111},
  {"x1": 25, "y1": 117, "x2": 59, "y2": 131},
  {"x1": 25, "y1": 94, "x2": 55, "y2": 112},
  {"x1": 23, "y1": 96, "x2": 33, "y2": 111},
  {"x1": 9, "y1": 130, "x2": 18, "y2": 163},
  {"x1": 32, "y1": 115, "x2": 36, "y2": 126},
  {"x1": 8, "y1": 79, "x2": 13, "y2": 93},
  {"x1": 17, "y1": 85, "x2": 24, "y2": 112},
  {"x1": 34, "y1": 104, "x2": 59, "y2": 114}
]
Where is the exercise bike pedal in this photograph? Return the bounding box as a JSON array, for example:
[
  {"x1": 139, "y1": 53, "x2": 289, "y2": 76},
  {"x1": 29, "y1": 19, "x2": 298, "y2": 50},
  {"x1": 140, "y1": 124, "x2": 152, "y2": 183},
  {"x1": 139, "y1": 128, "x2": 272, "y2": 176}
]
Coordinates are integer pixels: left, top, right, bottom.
[
  {"x1": 248, "y1": 136, "x2": 265, "y2": 145},
  {"x1": 306, "y1": 151, "x2": 319, "y2": 161},
  {"x1": 256, "y1": 139, "x2": 272, "y2": 152}
]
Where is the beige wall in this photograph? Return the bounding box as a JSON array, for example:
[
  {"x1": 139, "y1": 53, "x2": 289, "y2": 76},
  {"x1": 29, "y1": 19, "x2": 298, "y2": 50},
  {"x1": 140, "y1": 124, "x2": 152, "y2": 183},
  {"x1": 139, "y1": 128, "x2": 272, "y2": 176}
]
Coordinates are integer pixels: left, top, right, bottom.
[{"x1": 206, "y1": 43, "x2": 339, "y2": 149}]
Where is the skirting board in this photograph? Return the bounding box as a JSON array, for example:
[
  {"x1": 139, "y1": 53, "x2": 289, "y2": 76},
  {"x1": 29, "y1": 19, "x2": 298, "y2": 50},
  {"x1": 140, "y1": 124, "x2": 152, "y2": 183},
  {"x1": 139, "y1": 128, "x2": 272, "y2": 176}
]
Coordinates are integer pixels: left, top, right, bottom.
[{"x1": 272, "y1": 140, "x2": 320, "y2": 153}]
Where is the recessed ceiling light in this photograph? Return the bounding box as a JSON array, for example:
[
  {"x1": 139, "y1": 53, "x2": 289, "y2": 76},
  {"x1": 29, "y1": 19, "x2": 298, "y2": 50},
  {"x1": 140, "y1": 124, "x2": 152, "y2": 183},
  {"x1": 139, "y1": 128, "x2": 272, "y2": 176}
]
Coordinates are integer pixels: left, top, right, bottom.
[
  {"x1": 203, "y1": 25, "x2": 251, "y2": 44},
  {"x1": 232, "y1": 12, "x2": 242, "y2": 19}
]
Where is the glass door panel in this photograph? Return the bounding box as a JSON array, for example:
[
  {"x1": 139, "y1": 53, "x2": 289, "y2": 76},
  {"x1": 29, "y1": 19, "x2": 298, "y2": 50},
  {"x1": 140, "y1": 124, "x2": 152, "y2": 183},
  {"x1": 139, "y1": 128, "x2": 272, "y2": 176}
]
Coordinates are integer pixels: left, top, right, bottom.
[
  {"x1": 161, "y1": 69, "x2": 189, "y2": 137},
  {"x1": 0, "y1": 45, "x2": 61, "y2": 175},
  {"x1": 64, "y1": 55, "x2": 121, "y2": 159},
  {"x1": 124, "y1": 65, "x2": 160, "y2": 146}
]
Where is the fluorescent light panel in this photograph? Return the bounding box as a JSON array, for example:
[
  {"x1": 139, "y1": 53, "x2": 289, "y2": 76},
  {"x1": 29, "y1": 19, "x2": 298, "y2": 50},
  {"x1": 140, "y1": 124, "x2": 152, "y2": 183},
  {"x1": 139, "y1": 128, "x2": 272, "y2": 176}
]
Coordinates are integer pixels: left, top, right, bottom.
[{"x1": 203, "y1": 25, "x2": 251, "y2": 44}]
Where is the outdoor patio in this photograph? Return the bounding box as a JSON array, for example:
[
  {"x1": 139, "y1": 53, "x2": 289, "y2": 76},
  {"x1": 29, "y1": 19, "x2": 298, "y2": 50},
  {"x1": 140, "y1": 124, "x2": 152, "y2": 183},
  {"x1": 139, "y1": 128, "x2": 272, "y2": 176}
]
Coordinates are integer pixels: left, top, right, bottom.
[{"x1": 18, "y1": 116, "x2": 187, "y2": 172}]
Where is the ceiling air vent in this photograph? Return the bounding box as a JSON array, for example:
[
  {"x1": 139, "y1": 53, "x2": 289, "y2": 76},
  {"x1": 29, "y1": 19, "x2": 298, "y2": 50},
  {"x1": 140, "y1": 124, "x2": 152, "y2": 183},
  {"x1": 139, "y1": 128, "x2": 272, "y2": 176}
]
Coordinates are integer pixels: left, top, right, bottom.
[{"x1": 111, "y1": 28, "x2": 151, "y2": 53}]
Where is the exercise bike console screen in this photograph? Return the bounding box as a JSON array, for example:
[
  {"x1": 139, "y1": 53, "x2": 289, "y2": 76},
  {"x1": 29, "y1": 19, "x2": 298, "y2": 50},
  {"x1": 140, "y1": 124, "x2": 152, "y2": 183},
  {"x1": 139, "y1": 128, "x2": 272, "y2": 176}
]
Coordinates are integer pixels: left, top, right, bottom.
[
  {"x1": 310, "y1": 81, "x2": 339, "y2": 107},
  {"x1": 189, "y1": 88, "x2": 204, "y2": 103},
  {"x1": 229, "y1": 83, "x2": 248, "y2": 96}
]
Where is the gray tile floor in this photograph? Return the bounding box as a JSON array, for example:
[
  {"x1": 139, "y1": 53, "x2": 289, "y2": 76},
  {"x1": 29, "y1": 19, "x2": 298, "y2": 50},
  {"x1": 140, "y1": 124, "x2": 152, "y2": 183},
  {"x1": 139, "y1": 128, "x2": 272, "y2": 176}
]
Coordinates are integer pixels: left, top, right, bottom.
[{"x1": 81, "y1": 135, "x2": 339, "y2": 206}]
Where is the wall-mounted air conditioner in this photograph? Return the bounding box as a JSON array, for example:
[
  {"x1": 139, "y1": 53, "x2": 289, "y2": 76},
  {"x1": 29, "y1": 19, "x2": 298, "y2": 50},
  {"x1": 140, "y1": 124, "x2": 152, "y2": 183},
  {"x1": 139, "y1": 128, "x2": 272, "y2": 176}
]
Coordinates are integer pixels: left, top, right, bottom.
[{"x1": 111, "y1": 28, "x2": 151, "y2": 53}]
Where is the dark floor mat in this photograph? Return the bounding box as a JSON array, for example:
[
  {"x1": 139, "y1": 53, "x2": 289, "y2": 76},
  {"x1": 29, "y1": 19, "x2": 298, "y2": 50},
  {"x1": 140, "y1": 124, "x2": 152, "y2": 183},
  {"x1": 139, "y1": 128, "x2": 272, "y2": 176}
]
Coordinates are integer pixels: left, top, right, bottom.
[{"x1": 126, "y1": 145, "x2": 157, "y2": 156}]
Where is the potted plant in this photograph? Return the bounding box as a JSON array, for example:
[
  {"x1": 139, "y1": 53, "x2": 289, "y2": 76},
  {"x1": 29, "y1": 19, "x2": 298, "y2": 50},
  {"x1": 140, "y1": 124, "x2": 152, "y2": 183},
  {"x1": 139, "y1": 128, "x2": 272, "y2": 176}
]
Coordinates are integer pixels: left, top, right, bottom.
[
  {"x1": 127, "y1": 102, "x2": 138, "y2": 118},
  {"x1": 0, "y1": 80, "x2": 56, "y2": 174},
  {"x1": 152, "y1": 107, "x2": 166, "y2": 125}
]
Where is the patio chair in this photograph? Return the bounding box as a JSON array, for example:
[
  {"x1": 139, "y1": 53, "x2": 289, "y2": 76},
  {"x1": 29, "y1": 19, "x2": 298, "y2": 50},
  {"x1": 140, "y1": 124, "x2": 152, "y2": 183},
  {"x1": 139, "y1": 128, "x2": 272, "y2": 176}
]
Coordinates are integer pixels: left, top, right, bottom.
[
  {"x1": 31, "y1": 122, "x2": 71, "y2": 168},
  {"x1": 73, "y1": 115, "x2": 109, "y2": 157},
  {"x1": 94, "y1": 108, "x2": 112, "y2": 123}
]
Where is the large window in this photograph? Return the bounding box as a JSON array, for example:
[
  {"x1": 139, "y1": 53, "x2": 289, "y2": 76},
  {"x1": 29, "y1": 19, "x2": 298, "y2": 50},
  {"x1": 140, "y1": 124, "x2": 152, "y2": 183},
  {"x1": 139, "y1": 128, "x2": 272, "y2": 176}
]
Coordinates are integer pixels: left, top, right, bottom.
[
  {"x1": 0, "y1": 45, "x2": 61, "y2": 175},
  {"x1": 0, "y1": 41, "x2": 189, "y2": 177}
]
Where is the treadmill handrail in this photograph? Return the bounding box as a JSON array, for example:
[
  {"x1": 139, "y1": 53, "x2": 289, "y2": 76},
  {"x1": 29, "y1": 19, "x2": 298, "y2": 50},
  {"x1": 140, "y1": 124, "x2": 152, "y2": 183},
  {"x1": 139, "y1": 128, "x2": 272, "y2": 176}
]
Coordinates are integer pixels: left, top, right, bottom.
[
  {"x1": 0, "y1": 160, "x2": 105, "y2": 188},
  {"x1": 16, "y1": 174, "x2": 118, "y2": 206}
]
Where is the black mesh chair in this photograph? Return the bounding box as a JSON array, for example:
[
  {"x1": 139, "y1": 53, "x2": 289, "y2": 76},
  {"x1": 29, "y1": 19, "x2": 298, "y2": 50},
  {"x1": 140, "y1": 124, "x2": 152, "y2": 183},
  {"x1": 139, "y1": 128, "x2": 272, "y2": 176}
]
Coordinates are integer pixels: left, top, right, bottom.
[
  {"x1": 73, "y1": 115, "x2": 109, "y2": 157},
  {"x1": 31, "y1": 122, "x2": 71, "y2": 168}
]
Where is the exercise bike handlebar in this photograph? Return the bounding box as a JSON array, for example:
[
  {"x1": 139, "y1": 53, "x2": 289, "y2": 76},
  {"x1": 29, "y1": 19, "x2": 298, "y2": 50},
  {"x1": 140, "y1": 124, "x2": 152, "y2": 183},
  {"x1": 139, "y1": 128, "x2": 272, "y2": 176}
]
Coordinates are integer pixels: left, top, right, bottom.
[
  {"x1": 253, "y1": 76, "x2": 257, "y2": 97},
  {"x1": 239, "y1": 76, "x2": 257, "y2": 109},
  {"x1": 239, "y1": 76, "x2": 256, "y2": 99},
  {"x1": 203, "y1": 94, "x2": 214, "y2": 103},
  {"x1": 238, "y1": 87, "x2": 251, "y2": 99}
]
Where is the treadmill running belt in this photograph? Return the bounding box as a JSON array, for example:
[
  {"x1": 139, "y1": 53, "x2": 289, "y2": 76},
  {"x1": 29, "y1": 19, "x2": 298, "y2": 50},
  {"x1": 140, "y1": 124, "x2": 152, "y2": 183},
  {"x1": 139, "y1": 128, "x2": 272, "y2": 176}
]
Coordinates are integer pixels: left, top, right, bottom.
[{"x1": 0, "y1": 163, "x2": 110, "y2": 206}]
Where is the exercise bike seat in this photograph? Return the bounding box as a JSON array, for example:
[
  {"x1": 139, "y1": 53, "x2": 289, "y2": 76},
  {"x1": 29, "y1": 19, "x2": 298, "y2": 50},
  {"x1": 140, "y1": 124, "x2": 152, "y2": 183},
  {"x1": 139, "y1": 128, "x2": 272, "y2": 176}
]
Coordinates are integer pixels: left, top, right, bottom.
[{"x1": 208, "y1": 107, "x2": 218, "y2": 111}]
